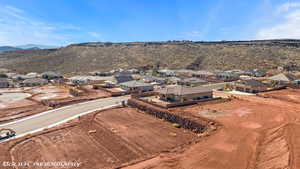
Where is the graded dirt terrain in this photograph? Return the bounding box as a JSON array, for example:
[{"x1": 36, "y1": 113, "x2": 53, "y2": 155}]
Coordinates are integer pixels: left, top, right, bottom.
[
  {"x1": 0, "y1": 85, "x2": 111, "y2": 123},
  {"x1": 262, "y1": 88, "x2": 300, "y2": 104},
  {"x1": 0, "y1": 107, "x2": 197, "y2": 169},
  {"x1": 1, "y1": 89, "x2": 300, "y2": 169},
  {"x1": 124, "y1": 89, "x2": 300, "y2": 169},
  {"x1": 27, "y1": 85, "x2": 72, "y2": 101},
  {"x1": 0, "y1": 85, "x2": 72, "y2": 123}
]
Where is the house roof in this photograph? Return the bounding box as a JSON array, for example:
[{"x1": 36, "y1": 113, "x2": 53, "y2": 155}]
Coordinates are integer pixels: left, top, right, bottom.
[
  {"x1": 70, "y1": 76, "x2": 112, "y2": 81},
  {"x1": 114, "y1": 75, "x2": 134, "y2": 83},
  {"x1": 246, "y1": 69, "x2": 266, "y2": 77},
  {"x1": 240, "y1": 79, "x2": 268, "y2": 88},
  {"x1": 167, "y1": 77, "x2": 181, "y2": 81},
  {"x1": 0, "y1": 78, "x2": 9, "y2": 83},
  {"x1": 193, "y1": 70, "x2": 215, "y2": 76},
  {"x1": 119, "y1": 80, "x2": 153, "y2": 88},
  {"x1": 216, "y1": 72, "x2": 239, "y2": 77},
  {"x1": 142, "y1": 76, "x2": 165, "y2": 81},
  {"x1": 23, "y1": 78, "x2": 48, "y2": 84},
  {"x1": 268, "y1": 73, "x2": 296, "y2": 82},
  {"x1": 174, "y1": 69, "x2": 196, "y2": 74},
  {"x1": 225, "y1": 69, "x2": 245, "y2": 74},
  {"x1": 158, "y1": 69, "x2": 175, "y2": 73},
  {"x1": 181, "y1": 78, "x2": 207, "y2": 83},
  {"x1": 157, "y1": 85, "x2": 213, "y2": 96},
  {"x1": 42, "y1": 71, "x2": 63, "y2": 78}
]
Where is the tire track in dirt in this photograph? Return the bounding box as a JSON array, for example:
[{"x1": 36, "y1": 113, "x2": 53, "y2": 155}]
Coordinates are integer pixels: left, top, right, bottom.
[
  {"x1": 250, "y1": 124, "x2": 291, "y2": 169},
  {"x1": 92, "y1": 119, "x2": 148, "y2": 157}
]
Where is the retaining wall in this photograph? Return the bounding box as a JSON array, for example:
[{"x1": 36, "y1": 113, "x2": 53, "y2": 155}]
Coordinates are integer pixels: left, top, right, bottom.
[{"x1": 127, "y1": 98, "x2": 207, "y2": 133}]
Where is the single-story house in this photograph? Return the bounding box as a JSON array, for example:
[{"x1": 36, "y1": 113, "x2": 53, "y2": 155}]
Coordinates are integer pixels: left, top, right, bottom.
[
  {"x1": 42, "y1": 71, "x2": 63, "y2": 80},
  {"x1": 119, "y1": 80, "x2": 154, "y2": 92},
  {"x1": 166, "y1": 77, "x2": 181, "y2": 84},
  {"x1": 11, "y1": 74, "x2": 32, "y2": 81},
  {"x1": 69, "y1": 76, "x2": 111, "y2": 85},
  {"x1": 216, "y1": 72, "x2": 239, "y2": 82},
  {"x1": 127, "y1": 68, "x2": 140, "y2": 74},
  {"x1": 90, "y1": 71, "x2": 113, "y2": 76},
  {"x1": 192, "y1": 70, "x2": 215, "y2": 78},
  {"x1": 268, "y1": 73, "x2": 297, "y2": 84},
  {"x1": 225, "y1": 69, "x2": 246, "y2": 75},
  {"x1": 0, "y1": 78, "x2": 10, "y2": 88},
  {"x1": 245, "y1": 69, "x2": 266, "y2": 77},
  {"x1": 110, "y1": 68, "x2": 124, "y2": 74},
  {"x1": 174, "y1": 69, "x2": 196, "y2": 77},
  {"x1": 112, "y1": 74, "x2": 134, "y2": 84},
  {"x1": 294, "y1": 80, "x2": 300, "y2": 85},
  {"x1": 141, "y1": 76, "x2": 166, "y2": 84},
  {"x1": 178, "y1": 78, "x2": 207, "y2": 86},
  {"x1": 158, "y1": 69, "x2": 176, "y2": 76},
  {"x1": 20, "y1": 78, "x2": 48, "y2": 87},
  {"x1": 231, "y1": 79, "x2": 269, "y2": 93},
  {"x1": 157, "y1": 85, "x2": 213, "y2": 102},
  {"x1": 26, "y1": 72, "x2": 40, "y2": 79}
]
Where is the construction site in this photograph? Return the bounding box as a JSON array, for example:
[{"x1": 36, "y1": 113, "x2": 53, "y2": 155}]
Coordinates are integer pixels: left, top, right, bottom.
[
  {"x1": 0, "y1": 87, "x2": 299, "y2": 169},
  {"x1": 0, "y1": 84, "x2": 110, "y2": 123},
  {"x1": 0, "y1": 107, "x2": 200, "y2": 169}
]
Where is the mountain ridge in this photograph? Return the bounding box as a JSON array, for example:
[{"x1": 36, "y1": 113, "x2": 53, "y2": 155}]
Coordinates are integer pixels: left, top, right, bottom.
[{"x1": 0, "y1": 39, "x2": 300, "y2": 73}]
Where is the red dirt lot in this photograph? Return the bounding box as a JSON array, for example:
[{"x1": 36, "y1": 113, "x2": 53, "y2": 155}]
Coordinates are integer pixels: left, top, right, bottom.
[
  {"x1": 28, "y1": 85, "x2": 72, "y2": 101},
  {"x1": 0, "y1": 91, "x2": 46, "y2": 123},
  {"x1": 0, "y1": 105, "x2": 49, "y2": 123},
  {"x1": 80, "y1": 85, "x2": 111, "y2": 98},
  {"x1": 262, "y1": 88, "x2": 300, "y2": 104},
  {"x1": 0, "y1": 107, "x2": 197, "y2": 169},
  {"x1": 124, "y1": 89, "x2": 300, "y2": 169},
  {"x1": 0, "y1": 85, "x2": 111, "y2": 123}
]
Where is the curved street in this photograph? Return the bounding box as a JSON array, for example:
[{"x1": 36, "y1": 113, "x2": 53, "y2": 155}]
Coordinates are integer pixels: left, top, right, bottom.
[{"x1": 0, "y1": 95, "x2": 130, "y2": 142}]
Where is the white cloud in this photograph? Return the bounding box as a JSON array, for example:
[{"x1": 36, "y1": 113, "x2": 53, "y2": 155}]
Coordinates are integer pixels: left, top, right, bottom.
[
  {"x1": 256, "y1": 2, "x2": 300, "y2": 39},
  {"x1": 88, "y1": 32, "x2": 102, "y2": 39},
  {"x1": 276, "y1": 2, "x2": 300, "y2": 14},
  {"x1": 0, "y1": 5, "x2": 102, "y2": 46}
]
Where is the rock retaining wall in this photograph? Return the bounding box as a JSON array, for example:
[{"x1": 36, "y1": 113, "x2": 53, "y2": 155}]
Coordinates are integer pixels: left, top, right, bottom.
[{"x1": 128, "y1": 98, "x2": 206, "y2": 133}]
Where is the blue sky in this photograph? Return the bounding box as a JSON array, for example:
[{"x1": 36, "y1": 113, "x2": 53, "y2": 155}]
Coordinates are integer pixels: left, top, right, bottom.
[{"x1": 0, "y1": 0, "x2": 299, "y2": 46}]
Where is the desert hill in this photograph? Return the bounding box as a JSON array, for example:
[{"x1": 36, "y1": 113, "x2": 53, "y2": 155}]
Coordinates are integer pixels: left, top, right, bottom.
[{"x1": 1, "y1": 39, "x2": 300, "y2": 73}]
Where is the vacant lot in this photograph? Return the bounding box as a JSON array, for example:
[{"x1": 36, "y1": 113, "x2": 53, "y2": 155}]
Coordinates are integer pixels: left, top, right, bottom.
[
  {"x1": 125, "y1": 89, "x2": 300, "y2": 169},
  {"x1": 0, "y1": 107, "x2": 197, "y2": 169},
  {"x1": 0, "y1": 85, "x2": 72, "y2": 123},
  {"x1": 0, "y1": 91, "x2": 43, "y2": 123},
  {"x1": 28, "y1": 85, "x2": 72, "y2": 101},
  {"x1": 0, "y1": 85, "x2": 111, "y2": 123},
  {"x1": 262, "y1": 88, "x2": 300, "y2": 104}
]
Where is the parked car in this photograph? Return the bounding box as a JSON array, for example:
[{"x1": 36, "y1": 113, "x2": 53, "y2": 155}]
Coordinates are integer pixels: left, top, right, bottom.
[{"x1": 0, "y1": 129, "x2": 16, "y2": 141}]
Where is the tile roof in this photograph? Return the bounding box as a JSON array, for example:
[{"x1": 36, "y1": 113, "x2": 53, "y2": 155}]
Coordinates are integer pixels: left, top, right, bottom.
[{"x1": 157, "y1": 85, "x2": 213, "y2": 96}]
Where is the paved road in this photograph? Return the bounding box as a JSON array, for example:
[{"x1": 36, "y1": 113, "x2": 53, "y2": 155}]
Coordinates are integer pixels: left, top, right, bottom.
[{"x1": 0, "y1": 95, "x2": 130, "y2": 140}]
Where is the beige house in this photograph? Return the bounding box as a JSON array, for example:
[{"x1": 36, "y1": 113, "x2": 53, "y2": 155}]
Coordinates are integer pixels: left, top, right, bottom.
[
  {"x1": 157, "y1": 85, "x2": 213, "y2": 102},
  {"x1": 231, "y1": 79, "x2": 268, "y2": 93}
]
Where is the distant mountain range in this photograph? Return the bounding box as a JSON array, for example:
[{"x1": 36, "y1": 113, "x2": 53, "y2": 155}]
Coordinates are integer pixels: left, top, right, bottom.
[
  {"x1": 0, "y1": 44, "x2": 59, "y2": 53},
  {"x1": 0, "y1": 46, "x2": 21, "y2": 53}
]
